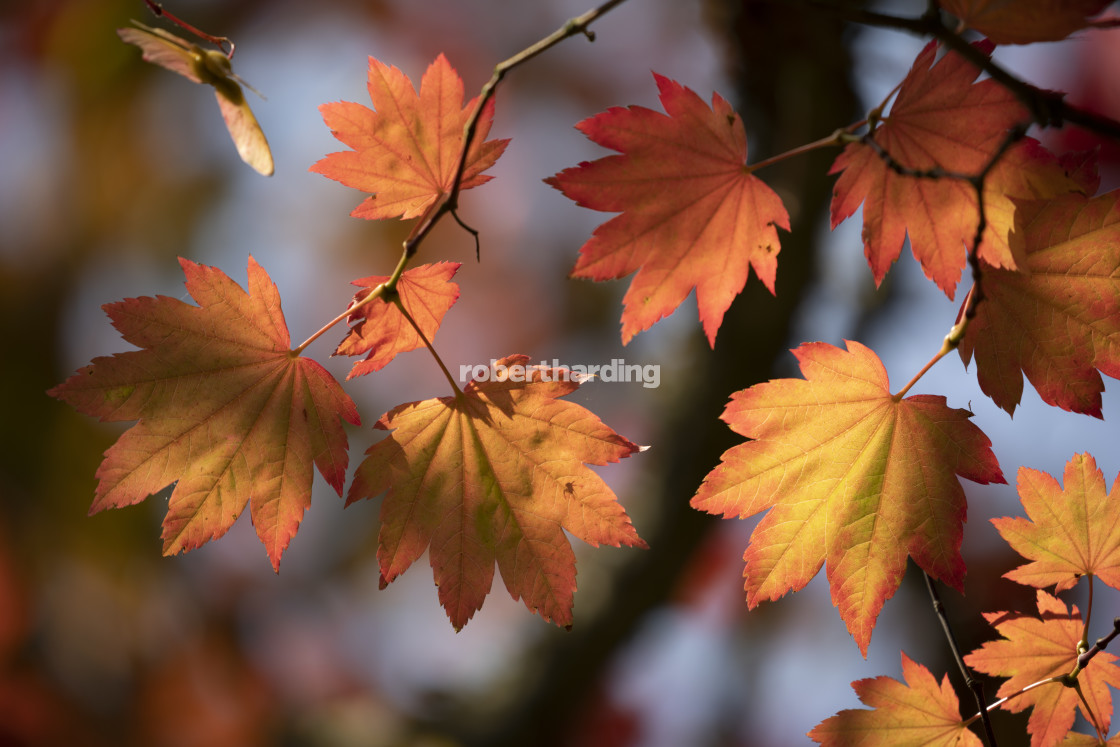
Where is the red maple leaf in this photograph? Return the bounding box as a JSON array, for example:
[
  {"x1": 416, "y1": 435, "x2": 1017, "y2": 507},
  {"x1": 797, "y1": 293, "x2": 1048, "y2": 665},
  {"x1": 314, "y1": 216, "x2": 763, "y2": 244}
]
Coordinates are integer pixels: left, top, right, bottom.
[
  {"x1": 691, "y1": 341, "x2": 1004, "y2": 655},
  {"x1": 311, "y1": 54, "x2": 509, "y2": 221},
  {"x1": 830, "y1": 40, "x2": 1030, "y2": 296},
  {"x1": 545, "y1": 73, "x2": 789, "y2": 347},
  {"x1": 958, "y1": 190, "x2": 1120, "y2": 417},
  {"x1": 809, "y1": 652, "x2": 982, "y2": 746},
  {"x1": 348, "y1": 355, "x2": 646, "y2": 630},
  {"x1": 965, "y1": 591, "x2": 1120, "y2": 747},
  {"x1": 994, "y1": 453, "x2": 1120, "y2": 593},
  {"x1": 940, "y1": 0, "x2": 1115, "y2": 44},
  {"x1": 334, "y1": 262, "x2": 461, "y2": 379},
  {"x1": 48, "y1": 258, "x2": 360, "y2": 570}
]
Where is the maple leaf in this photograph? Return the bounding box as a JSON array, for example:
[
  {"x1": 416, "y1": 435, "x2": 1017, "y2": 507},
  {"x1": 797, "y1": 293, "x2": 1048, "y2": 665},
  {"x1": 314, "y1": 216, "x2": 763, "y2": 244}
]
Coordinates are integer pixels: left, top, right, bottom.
[
  {"x1": 829, "y1": 40, "x2": 1030, "y2": 297},
  {"x1": 334, "y1": 262, "x2": 460, "y2": 379},
  {"x1": 965, "y1": 590, "x2": 1120, "y2": 747},
  {"x1": 808, "y1": 652, "x2": 982, "y2": 746},
  {"x1": 994, "y1": 453, "x2": 1120, "y2": 593},
  {"x1": 48, "y1": 258, "x2": 360, "y2": 571},
  {"x1": 691, "y1": 340, "x2": 1004, "y2": 655},
  {"x1": 980, "y1": 140, "x2": 1099, "y2": 270},
  {"x1": 347, "y1": 355, "x2": 646, "y2": 630},
  {"x1": 311, "y1": 54, "x2": 509, "y2": 221},
  {"x1": 958, "y1": 190, "x2": 1120, "y2": 417},
  {"x1": 940, "y1": 0, "x2": 1114, "y2": 44},
  {"x1": 545, "y1": 73, "x2": 789, "y2": 347},
  {"x1": 117, "y1": 21, "x2": 274, "y2": 176}
]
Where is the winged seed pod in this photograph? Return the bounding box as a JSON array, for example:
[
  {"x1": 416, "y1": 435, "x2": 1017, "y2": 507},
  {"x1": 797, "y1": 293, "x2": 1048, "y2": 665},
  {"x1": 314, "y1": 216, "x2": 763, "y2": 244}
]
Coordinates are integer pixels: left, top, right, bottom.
[{"x1": 117, "y1": 20, "x2": 274, "y2": 176}]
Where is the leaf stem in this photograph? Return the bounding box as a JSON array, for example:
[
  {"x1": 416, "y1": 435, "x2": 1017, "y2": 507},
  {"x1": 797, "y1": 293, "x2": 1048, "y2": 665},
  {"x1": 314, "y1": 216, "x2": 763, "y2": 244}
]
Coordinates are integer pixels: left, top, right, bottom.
[
  {"x1": 393, "y1": 295, "x2": 462, "y2": 395},
  {"x1": 891, "y1": 337, "x2": 952, "y2": 401},
  {"x1": 1081, "y1": 576, "x2": 1095, "y2": 654},
  {"x1": 745, "y1": 125, "x2": 858, "y2": 173},
  {"x1": 923, "y1": 573, "x2": 997, "y2": 746},
  {"x1": 291, "y1": 283, "x2": 386, "y2": 356}
]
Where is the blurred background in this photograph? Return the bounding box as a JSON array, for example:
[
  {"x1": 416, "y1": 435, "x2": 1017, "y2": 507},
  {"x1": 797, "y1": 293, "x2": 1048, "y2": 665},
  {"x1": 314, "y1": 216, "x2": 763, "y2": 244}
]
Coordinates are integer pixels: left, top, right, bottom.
[{"x1": 2, "y1": 0, "x2": 1118, "y2": 744}]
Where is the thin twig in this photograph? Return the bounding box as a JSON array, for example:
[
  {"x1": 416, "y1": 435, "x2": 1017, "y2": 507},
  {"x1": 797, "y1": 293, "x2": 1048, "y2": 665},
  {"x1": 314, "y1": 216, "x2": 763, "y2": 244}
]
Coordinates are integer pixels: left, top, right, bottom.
[
  {"x1": 878, "y1": 123, "x2": 1026, "y2": 399},
  {"x1": 1070, "y1": 616, "x2": 1120, "y2": 678},
  {"x1": 924, "y1": 573, "x2": 997, "y2": 746},
  {"x1": 401, "y1": 0, "x2": 630, "y2": 259}
]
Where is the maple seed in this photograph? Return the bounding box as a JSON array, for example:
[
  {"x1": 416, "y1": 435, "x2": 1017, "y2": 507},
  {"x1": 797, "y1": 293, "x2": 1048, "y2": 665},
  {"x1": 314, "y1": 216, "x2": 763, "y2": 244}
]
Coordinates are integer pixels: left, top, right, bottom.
[{"x1": 117, "y1": 21, "x2": 274, "y2": 176}]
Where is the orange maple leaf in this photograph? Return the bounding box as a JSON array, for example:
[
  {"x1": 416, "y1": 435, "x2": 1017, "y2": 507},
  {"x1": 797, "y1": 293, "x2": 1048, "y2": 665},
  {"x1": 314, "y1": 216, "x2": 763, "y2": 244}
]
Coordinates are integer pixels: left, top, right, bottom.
[
  {"x1": 334, "y1": 262, "x2": 461, "y2": 379},
  {"x1": 965, "y1": 591, "x2": 1120, "y2": 747},
  {"x1": 312, "y1": 54, "x2": 509, "y2": 221},
  {"x1": 994, "y1": 453, "x2": 1120, "y2": 593},
  {"x1": 348, "y1": 355, "x2": 646, "y2": 630},
  {"x1": 691, "y1": 340, "x2": 1004, "y2": 655},
  {"x1": 545, "y1": 73, "x2": 789, "y2": 347},
  {"x1": 940, "y1": 0, "x2": 1114, "y2": 44},
  {"x1": 808, "y1": 652, "x2": 982, "y2": 746},
  {"x1": 958, "y1": 190, "x2": 1120, "y2": 417},
  {"x1": 48, "y1": 258, "x2": 360, "y2": 571},
  {"x1": 830, "y1": 40, "x2": 1030, "y2": 297}
]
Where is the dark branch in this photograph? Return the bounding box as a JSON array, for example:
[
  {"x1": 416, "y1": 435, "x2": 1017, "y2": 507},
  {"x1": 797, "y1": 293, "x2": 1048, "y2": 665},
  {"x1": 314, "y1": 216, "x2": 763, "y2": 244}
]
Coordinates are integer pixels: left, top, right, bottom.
[
  {"x1": 924, "y1": 573, "x2": 998, "y2": 746},
  {"x1": 805, "y1": 0, "x2": 1120, "y2": 140}
]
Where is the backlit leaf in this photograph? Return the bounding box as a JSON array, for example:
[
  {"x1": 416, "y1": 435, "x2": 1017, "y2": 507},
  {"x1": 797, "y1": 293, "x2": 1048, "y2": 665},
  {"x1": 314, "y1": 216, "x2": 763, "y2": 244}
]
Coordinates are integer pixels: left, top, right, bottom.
[
  {"x1": 312, "y1": 54, "x2": 509, "y2": 222},
  {"x1": 994, "y1": 453, "x2": 1120, "y2": 592},
  {"x1": 692, "y1": 340, "x2": 1003, "y2": 655},
  {"x1": 958, "y1": 190, "x2": 1120, "y2": 417},
  {"x1": 348, "y1": 355, "x2": 646, "y2": 629},
  {"x1": 48, "y1": 258, "x2": 359, "y2": 570},
  {"x1": 965, "y1": 591, "x2": 1120, "y2": 747},
  {"x1": 809, "y1": 652, "x2": 982, "y2": 746},
  {"x1": 546, "y1": 73, "x2": 788, "y2": 347},
  {"x1": 829, "y1": 40, "x2": 1030, "y2": 296},
  {"x1": 334, "y1": 262, "x2": 461, "y2": 379}
]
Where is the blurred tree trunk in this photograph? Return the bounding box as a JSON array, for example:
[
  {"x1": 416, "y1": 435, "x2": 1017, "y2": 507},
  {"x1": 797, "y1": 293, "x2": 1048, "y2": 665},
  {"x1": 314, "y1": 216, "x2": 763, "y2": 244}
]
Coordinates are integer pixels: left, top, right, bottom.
[{"x1": 436, "y1": 2, "x2": 863, "y2": 744}]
